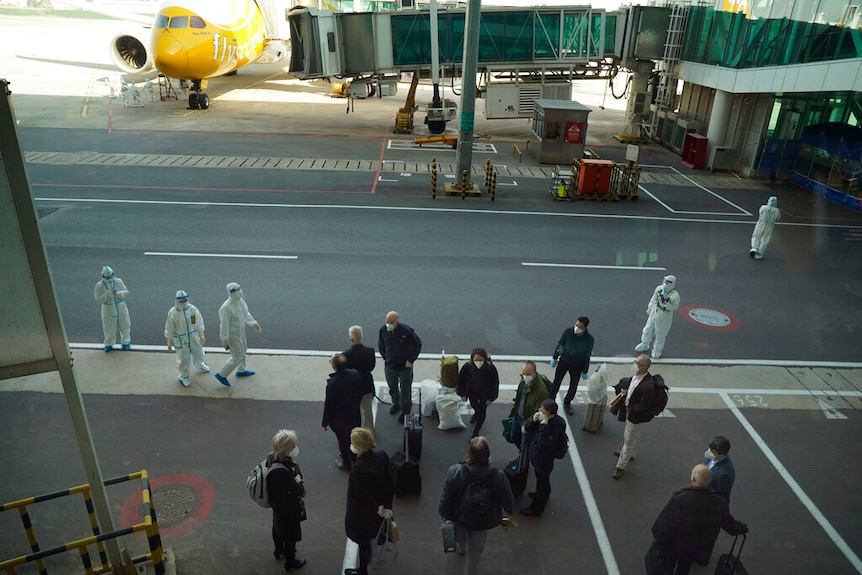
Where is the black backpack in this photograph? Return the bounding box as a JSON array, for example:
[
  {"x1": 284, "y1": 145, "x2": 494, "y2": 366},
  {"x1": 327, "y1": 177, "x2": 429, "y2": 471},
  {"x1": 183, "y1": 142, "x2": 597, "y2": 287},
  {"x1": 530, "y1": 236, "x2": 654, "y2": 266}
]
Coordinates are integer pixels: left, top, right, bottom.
[
  {"x1": 456, "y1": 468, "x2": 497, "y2": 531},
  {"x1": 553, "y1": 428, "x2": 569, "y2": 459},
  {"x1": 650, "y1": 375, "x2": 670, "y2": 416}
]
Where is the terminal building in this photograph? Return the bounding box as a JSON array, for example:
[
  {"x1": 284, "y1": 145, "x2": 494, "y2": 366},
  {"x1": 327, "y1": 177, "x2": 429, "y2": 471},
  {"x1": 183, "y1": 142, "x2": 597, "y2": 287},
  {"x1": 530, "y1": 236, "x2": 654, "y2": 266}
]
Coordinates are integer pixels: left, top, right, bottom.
[{"x1": 288, "y1": 0, "x2": 862, "y2": 210}]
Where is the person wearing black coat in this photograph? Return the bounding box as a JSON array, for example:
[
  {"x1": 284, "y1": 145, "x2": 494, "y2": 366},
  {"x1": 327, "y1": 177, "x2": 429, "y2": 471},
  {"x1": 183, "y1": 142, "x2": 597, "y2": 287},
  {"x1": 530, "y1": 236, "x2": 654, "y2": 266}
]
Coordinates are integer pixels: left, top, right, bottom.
[
  {"x1": 456, "y1": 347, "x2": 500, "y2": 438},
  {"x1": 267, "y1": 429, "x2": 307, "y2": 572},
  {"x1": 520, "y1": 399, "x2": 567, "y2": 517},
  {"x1": 650, "y1": 464, "x2": 748, "y2": 575},
  {"x1": 322, "y1": 354, "x2": 363, "y2": 470},
  {"x1": 344, "y1": 428, "x2": 395, "y2": 575},
  {"x1": 612, "y1": 354, "x2": 658, "y2": 479},
  {"x1": 343, "y1": 325, "x2": 377, "y2": 430}
]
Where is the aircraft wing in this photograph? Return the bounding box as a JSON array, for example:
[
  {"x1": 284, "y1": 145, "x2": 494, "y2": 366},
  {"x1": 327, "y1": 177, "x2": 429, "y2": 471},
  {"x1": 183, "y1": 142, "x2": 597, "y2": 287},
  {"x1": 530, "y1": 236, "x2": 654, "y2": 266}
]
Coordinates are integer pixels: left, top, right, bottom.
[{"x1": 51, "y1": 0, "x2": 156, "y2": 27}]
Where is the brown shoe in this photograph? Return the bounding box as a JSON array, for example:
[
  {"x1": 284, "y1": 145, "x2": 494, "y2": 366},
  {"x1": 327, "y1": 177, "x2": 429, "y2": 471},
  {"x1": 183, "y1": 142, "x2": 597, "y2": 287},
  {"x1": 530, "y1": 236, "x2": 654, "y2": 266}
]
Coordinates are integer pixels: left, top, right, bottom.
[{"x1": 612, "y1": 467, "x2": 624, "y2": 479}]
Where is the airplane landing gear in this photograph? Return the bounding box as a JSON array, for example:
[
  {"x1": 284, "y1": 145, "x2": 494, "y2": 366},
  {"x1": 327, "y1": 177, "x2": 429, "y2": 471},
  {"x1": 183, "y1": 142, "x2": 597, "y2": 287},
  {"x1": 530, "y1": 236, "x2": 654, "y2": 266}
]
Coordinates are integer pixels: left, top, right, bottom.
[{"x1": 188, "y1": 80, "x2": 210, "y2": 110}]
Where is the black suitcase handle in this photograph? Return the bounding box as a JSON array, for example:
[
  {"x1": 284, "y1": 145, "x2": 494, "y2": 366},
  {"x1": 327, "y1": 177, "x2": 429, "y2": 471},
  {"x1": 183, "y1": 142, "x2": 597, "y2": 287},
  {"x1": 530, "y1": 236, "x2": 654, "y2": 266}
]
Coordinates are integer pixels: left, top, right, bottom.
[{"x1": 725, "y1": 533, "x2": 747, "y2": 571}]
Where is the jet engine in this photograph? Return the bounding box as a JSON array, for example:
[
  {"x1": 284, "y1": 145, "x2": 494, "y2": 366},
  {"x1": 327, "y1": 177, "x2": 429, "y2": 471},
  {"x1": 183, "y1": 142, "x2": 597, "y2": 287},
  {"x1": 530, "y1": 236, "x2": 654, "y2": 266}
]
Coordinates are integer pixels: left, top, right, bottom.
[{"x1": 110, "y1": 32, "x2": 155, "y2": 74}]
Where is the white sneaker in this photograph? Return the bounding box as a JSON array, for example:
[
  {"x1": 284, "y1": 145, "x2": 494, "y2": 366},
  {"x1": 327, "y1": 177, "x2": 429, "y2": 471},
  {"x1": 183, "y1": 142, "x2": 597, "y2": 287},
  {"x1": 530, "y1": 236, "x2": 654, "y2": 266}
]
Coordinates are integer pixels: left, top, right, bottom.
[
  {"x1": 651, "y1": 351, "x2": 662, "y2": 359},
  {"x1": 200, "y1": 362, "x2": 210, "y2": 373},
  {"x1": 634, "y1": 343, "x2": 649, "y2": 352},
  {"x1": 754, "y1": 253, "x2": 764, "y2": 260},
  {"x1": 178, "y1": 375, "x2": 191, "y2": 387}
]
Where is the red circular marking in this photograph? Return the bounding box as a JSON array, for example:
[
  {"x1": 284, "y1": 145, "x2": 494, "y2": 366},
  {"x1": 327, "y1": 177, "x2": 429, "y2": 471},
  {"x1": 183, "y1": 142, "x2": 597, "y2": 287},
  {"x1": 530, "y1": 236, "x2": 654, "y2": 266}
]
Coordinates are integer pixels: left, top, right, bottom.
[
  {"x1": 679, "y1": 305, "x2": 741, "y2": 332},
  {"x1": 119, "y1": 473, "x2": 216, "y2": 539}
]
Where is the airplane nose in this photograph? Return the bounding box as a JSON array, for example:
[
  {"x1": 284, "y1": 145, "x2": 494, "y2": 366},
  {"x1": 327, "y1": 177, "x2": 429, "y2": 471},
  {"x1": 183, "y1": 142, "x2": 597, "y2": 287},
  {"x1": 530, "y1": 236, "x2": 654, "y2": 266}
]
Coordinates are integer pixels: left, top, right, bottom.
[{"x1": 153, "y1": 34, "x2": 189, "y2": 78}]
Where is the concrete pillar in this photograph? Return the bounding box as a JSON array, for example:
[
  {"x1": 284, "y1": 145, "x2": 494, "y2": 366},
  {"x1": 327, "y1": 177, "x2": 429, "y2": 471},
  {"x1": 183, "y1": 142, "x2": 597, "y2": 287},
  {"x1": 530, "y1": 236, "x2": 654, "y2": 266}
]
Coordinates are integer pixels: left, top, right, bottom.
[
  {"x1": 615, "y1": 60, "x2": 654, "y2": 141},
  {"x1": 453, "y1": 0, "x2": 481, "y2": 189},
  {"x1": 706, "y1": 89, "x2": 733, "y2": 147}
]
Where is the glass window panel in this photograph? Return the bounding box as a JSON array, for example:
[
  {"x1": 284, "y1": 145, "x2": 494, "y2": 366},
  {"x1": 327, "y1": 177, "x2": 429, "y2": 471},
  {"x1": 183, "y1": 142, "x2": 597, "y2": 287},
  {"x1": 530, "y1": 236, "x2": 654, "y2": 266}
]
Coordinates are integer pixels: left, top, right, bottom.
[
  {"x1": 156, "y1": 14, "x2": 168, "y2": 28},
  {"x1": 604, "y1": 15, "x2": 616, "y2": 54},
  {"x1": 169, "y1": 16, "x2": 188, "y2": 29},
  {"x1": 190, "y1": 16, "x2": 206, "y2": 29},
  {"x1": 535, "y1": 13, "x2": 559, "y2": 60}
]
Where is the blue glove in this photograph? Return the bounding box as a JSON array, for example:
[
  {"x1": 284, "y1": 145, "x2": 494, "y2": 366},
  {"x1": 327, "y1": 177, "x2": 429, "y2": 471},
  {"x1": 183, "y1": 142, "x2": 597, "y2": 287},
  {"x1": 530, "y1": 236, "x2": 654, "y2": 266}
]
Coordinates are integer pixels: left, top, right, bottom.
[
  {"x1": 581, "y1": 372, "x2": 589, "y2": 380},
  {"x1": 550, "y1": 358, "x2": 558, "y2": 368}
]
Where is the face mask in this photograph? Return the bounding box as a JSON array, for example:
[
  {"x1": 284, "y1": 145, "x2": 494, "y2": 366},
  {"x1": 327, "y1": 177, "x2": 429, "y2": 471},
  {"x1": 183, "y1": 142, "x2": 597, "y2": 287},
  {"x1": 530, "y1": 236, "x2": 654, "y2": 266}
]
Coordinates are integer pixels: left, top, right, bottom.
[
  {"x1": 522, "y1": 374, "x2": 534, "y2": 384},
  {"x1": 704, "y1": 449, "x2": 714, "y2": 460},
  {"x1": 574, "y1": 326, "x2": 583, "y2": 334},
  {"x1": 538, "y1": 412, "x2": 549, "y2": 424},
  {"x1": 176, "y1": 301, "x2": 188, "y2": 310},
  {"x1": 289, "y1": 446, "x2": 299, "y2": 458},
  {"x1": 474, "y1": 360, "x2": 485, "y2": 369},
  {"x1": 632, "y1": 363, "x2": 639, "y2": 373},
  {"x1": 385, "y1": 323, "x2": 395, "y2": 332},
  {"x1": 349, "y1": 444, "x2": 359, "y2": 455},
  {"x1": 230, "y1": 290, "x2": 242, "y2": 300}
]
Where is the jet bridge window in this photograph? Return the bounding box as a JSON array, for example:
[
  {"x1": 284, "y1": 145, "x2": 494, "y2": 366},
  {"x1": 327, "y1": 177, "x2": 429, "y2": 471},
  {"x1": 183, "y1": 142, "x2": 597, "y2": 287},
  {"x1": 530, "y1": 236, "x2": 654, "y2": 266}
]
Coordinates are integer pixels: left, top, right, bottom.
[
  {"x1": 169, "y1": 16, "x2": 189, "y2": 29},
  {"x1": 190, "y1": 16, "x2": 206, "y2": 29},
  {"x1": 156, "y1": 14, "x2": 169, "y2": 28}
]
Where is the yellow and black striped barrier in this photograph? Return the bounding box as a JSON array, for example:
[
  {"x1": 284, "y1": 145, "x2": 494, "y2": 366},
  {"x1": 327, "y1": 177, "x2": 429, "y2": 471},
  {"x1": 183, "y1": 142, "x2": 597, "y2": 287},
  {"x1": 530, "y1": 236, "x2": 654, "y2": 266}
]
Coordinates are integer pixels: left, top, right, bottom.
[
  {"x1": 0, "y1": 470, "x2": 165, "y2": 575},
  {"x1": 430, "y1": 157, "x2": 438, "y2": 199}
]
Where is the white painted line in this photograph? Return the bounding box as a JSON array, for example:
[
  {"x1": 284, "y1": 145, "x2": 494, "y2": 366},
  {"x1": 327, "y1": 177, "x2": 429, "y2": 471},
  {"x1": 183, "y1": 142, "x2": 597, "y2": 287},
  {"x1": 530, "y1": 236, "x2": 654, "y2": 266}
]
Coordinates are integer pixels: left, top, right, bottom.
[
  {"x1": 557, "y1": 389, "x2": 620, "y2": 575},
  {"x1": 378, "y1": 178, "x2": 399, "y2": 182},
  {"x1": 144, "y1": 252, "x2": 298, "y2": 260},
  {"x1": 668, "y1": 166, "x2": 752, "y2": 216},
  {"x1": 719, "y1": 392, "x2": 862, "y2": 573},
  {"x1": 817, "y1": 398, "x2": 849, "y2": 419},
  {"x1": 522, "y1": 262, "x2": 667, "y2": 271},
  {"x1": 35, "y1": 198, "x2": 862, "y2": 230}
]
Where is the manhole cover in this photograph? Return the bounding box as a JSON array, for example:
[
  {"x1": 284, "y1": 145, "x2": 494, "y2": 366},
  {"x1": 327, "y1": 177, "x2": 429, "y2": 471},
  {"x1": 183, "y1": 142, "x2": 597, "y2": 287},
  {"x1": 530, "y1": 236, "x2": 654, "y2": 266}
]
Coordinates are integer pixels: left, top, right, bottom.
[
  {"x1": 688, "y1": 307, "x2": 731, "y2": 327},
  {"x1": 138, "y1": 484, "x2": 200, "y2": 527}
]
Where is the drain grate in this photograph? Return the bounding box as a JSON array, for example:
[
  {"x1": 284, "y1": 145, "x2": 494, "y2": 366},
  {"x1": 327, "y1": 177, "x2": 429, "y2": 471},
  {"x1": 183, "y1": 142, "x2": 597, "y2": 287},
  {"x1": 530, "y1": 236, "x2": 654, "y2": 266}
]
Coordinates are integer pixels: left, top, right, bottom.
[{"x1": 137, "y1": 484, "x2": 200, "y2": 527}]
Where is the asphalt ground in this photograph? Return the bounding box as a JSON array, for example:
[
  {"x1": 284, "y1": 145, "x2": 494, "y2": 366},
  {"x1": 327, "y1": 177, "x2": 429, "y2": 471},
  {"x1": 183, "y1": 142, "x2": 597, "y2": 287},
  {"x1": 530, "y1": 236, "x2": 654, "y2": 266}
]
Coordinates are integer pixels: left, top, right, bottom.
[{"x1": 2, "y1": 11, "x2": 862, "y2": 575}]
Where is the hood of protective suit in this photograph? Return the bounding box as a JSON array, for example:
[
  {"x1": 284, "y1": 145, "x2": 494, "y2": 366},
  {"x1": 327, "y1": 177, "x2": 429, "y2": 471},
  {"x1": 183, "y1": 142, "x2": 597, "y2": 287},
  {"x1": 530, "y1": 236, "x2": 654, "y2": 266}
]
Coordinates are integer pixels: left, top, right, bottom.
[
  {"x1": 226, "y1": 282, "x2": 242, "y2": 300},
  {"x1": 767, "y1": 196, "x2": 778, "y2": 208},
  {"x1": 101, "y1": 265, "x2": 114, "y2": 279},
  {"x1": 663, "y1": 274, "x2": 676, "y2": 286}
]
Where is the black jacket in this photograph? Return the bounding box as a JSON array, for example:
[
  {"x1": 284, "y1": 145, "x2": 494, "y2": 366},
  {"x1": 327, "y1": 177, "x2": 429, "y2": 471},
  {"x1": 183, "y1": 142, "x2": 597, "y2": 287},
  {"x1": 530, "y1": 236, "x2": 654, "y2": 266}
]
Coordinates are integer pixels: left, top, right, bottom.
[
  {"x1": 524, "y1": 414, "x2": 567, "y2": 475},
  {"x1": 456, "y1": 361, "x2": 500, "y2": 404},
  {"x1": 322, "y1": 368, "x2": 363, "y2": 431},
  {"x1": 378, "y1": 322, "x2": 422, "y2": 370},
  {"x1": 438, "y1": 462, "x2": 514, "y2": 531},
  {"x1": 343, "y1": 343, "x2": 377, "y2": 396},
  {"x1": 345, "y1": 450, "x2": 394, "y2": 543},
  {"x1": 613, "y1": 373, "x2": 657, "y2": 424},
  {"x1": 652, "y1": 486, "x2": 745, "y2": 566},
  {"x1": 267, "y1": 456, "x2": 306, "y2": 541}
]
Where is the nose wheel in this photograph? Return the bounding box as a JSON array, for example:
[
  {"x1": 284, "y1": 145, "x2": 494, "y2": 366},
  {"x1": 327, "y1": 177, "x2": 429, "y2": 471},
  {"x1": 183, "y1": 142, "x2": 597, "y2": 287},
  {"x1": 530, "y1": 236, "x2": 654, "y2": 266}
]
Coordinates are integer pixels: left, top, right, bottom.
[{"x1": 187, "y1": 80, "x2": 210, "y2": 110}]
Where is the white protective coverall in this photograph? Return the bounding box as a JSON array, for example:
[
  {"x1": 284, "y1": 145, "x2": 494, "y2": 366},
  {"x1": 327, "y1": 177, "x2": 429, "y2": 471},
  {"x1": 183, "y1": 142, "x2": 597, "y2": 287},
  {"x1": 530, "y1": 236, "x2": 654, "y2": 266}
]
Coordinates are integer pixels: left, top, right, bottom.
[
  {"x1": 165, "y1": 292, "x2": 208, "y2": 382},
  {"x1": 217, "y1": 283, "x2": 260, "y2": 377},
  {"x1": 93, "y1": 266, "x2": 131, "y2": 347},
  {"x1": 750, "y1": 196, "x2": 780, "y2": 259},
  {"x1": 635, "y1": 275, "x2": 681, "y2": 359}
]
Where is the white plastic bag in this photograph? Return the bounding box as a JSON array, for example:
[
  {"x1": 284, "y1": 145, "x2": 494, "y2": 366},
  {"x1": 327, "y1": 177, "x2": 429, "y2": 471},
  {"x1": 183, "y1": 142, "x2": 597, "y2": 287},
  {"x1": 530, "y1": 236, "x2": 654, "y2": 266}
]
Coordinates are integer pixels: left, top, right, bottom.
[
  {"x1": 436, "y1": 388, "x2": 466, "y2": 430},
  {"x1": 587, "y1": 363, "x2": 608, "y2": 404},
  {"x1": 420, "y1": 379, "x2": 439, "y2": 417}
]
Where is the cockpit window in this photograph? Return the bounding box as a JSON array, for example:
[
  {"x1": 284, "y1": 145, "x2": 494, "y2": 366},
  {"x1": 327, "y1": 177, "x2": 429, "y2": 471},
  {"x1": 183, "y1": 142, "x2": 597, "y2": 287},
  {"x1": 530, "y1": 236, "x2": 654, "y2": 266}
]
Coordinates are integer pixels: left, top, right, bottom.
[
  {"x1": 168, "y1": 16, "x2": 188, "y2": 29},
  {"x1": 190, "y1": 16, "x2": 206, "y2": 29},
  {"x1": 155, "y1": 14, "x2": 168, "y2": 28}
]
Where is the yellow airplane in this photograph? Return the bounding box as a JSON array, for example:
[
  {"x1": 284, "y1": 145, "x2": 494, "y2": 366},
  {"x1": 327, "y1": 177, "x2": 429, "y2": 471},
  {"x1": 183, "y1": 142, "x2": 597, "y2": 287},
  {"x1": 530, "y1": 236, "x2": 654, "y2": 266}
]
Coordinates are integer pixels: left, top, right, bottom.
[{"x1": 92, "y1": 0, "x2": 291, "y2": 109}]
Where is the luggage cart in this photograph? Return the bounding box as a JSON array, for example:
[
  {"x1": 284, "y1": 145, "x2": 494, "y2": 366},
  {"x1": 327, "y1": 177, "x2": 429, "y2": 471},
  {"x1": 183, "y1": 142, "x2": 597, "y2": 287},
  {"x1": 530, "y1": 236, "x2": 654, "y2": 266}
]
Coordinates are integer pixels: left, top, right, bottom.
[{"x1": 549, "y1": 164, "x2": 575, "y2": 201}]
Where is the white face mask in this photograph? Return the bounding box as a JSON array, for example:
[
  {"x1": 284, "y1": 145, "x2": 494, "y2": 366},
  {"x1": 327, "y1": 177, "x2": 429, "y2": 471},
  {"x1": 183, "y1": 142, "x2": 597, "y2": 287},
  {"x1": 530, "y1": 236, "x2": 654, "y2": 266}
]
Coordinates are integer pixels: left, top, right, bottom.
[
  {"x1": 632, "y1": 363, "x2": 639, "y2": 373},
  {"x1": 289, "y1": 446, "x2": 299, "y2": 458},
  {"x1": 704, "y1": 449, "x2": 714, "y2": 460},
  {"x1": 538, "y1": 412, "x2": 549, "y2": 424},
  {"x1": 349, "y1": 444, "x2": 359, "y2": 455},
  {"x1": 574, "y1": 326, "x2": 583, "y2": 334},
  {"x1": 176, "y1": 300, "x2": 188, "y2": 310},
  {"x1": 385, "y1": 323, "x2": 395, "y2": 332},
  {"x1": 522, "y1": 374, "x2": 534, "y2": 384},
  {"x1": 230, "y1": 290, "x2": 242, "y2": 300},
  {"x1": 474, "y1": 360, "x2": 485, "y2": 369}
]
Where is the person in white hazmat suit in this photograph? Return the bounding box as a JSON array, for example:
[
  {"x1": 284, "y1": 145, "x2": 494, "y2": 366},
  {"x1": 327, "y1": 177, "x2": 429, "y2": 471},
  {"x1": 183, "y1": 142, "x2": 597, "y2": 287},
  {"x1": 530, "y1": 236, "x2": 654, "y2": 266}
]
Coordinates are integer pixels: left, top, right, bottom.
[
  {"x1": 750, "y1": 196, "x2": 780, "y2": 260},
  {"x1": 634, "y1": 275, "x2": 680, "y2": 360},
  {"x1": 214, "y1": 282, "x2": 261, "y2": 387},
  {"x1": 93, "y1": 265, "x2": 131, "y2": 352},
  {"x1": 165, "y1": 290, "x2": 210, "y2": 387}
]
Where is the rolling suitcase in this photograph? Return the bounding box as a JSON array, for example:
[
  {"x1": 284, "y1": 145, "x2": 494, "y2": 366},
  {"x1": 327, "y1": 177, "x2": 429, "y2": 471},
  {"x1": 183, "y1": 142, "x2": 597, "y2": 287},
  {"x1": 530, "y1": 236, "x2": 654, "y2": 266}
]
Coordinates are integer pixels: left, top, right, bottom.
[
  {"x1": 403, "y1": 413, "x2": 423, "y2": 461},
  {"x1": 582, "y1": 394, "x2": 608, "y2": 434},
  {"x1": 714, "y1": 534, "x2": 748, "y2": 575},
  {"x1": 503, "y1": 449, "x2": 528, "y2": 498},
  {"x1": 391, "y1": 451, "x2": 422, "y2": 496}
]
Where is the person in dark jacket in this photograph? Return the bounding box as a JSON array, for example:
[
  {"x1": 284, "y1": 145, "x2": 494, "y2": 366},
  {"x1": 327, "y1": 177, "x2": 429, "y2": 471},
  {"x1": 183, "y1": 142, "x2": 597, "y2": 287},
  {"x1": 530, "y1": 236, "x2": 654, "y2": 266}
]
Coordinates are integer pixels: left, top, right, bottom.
[
  {"x1": 377, "y1": 311, "x2": 422, "y2": 420},
  {"x1": 508, "y1": 360, "x2": 549, "y2": 448},
  {"x1": 704, "y1": 435, "x2": 736, "y2": 503},
  {"x1": 456, "y1": 347, "x2": 500, "y2": 438},
  {"x1": 520, "y1": 399, "x2": 567, "y2": 517},
  {"x1": 612, "y1": 354, "x2": 657, "y2": 480},
  {"x1": 439, "y1": 436, "x2": 514, "y2": 575},
  {"x1": 322, "y1": 354, "x2": 363, "y2": 470},
  {"x1": 343, "y1": 325, "x2": 377, "y2": 430},
  {"x1": 651, "y1": 464, "x2": 748, "y2": 574},
  {"x1": 550, "y1": 316, "x2": 595, "y2": 415},
  {"x1": 267, "y1": 429, "x2": 307, "y2": 572},
  {"x1": 344, "y1": 428, "x2": 395, "y2": 575}
]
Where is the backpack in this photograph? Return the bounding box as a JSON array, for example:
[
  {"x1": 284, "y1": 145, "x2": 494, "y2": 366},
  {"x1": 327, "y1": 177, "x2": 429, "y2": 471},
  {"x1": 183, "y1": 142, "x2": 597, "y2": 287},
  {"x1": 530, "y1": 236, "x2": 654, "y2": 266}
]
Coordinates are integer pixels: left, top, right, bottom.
[
  {"x1": 553, "y1": 429, "x2": 569, "y2": 459},
  {"x1": 456, "y1": 468, "x2": 498, "y2": 531},
  {"x1": 649, "y1": 375, "x2": 670, "y2": 416},
  {"x1": 247, "y1": 456, "x2": 285, "y2": 508}
]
